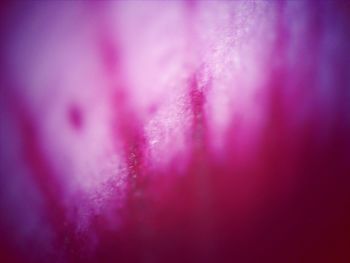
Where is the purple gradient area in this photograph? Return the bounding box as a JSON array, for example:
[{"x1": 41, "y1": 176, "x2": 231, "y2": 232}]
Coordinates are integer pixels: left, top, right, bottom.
[{"x1": 0, "y1": 1, "x2": 350, "y2": 263}]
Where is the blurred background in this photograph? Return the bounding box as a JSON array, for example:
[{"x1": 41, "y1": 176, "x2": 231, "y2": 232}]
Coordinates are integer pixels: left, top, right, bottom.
[{"x1": 0, "y1": 1, "x2": 350, "y2": 262}]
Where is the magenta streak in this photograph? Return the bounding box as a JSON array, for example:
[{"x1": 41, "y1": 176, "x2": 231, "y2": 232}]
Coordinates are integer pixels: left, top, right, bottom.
[{"x1": 97, "y1": 26, "x2": 150, "y2": 241}]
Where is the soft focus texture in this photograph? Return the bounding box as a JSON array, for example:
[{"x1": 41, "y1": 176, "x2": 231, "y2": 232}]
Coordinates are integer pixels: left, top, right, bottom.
[{"x1": 0, "y1": 1, "x2": 350, "y2": 263}]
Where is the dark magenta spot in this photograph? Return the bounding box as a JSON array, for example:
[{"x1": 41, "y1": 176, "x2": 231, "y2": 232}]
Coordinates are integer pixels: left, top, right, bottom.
[{"x1": 68, "y1": 104, "x2": 84, "y2": 130}]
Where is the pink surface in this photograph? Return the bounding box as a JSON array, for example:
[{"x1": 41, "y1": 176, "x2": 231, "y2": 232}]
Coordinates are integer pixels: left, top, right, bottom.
[{"x1": 0, "y1": 1, "x2": 350, "y2": 262}]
